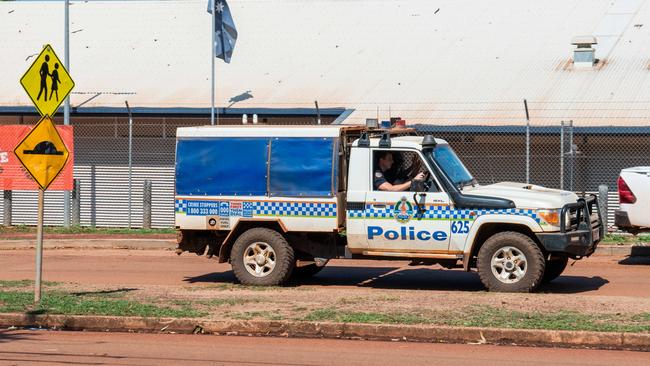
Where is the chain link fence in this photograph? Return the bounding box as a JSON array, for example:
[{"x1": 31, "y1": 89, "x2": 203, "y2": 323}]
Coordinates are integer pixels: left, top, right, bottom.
[{"x1": 2, "y1": 112, "x2": 648, "y2": 231}]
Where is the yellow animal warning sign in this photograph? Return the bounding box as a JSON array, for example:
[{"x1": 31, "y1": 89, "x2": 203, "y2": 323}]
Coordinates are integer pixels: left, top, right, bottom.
[
  {"x1": 13, "y1": 116, "x2": 70, "y2": 191},
  {"x1": 20, "y1": 45, "x2": 75, "y2": 117}
]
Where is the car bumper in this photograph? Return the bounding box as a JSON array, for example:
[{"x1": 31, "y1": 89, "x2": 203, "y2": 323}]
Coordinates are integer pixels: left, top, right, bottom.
[
  {"x1": 536, "y1": 229, "x2": 600, "y2": 257},
  {"x1": 615, "y1": 210, "x2": 649, "y2": 233},
  {"x1": 615, "y1": 210, "x2": 633, "y2": 229},
  {"x1": 536, "y1": 195, "x2": 603, "y2": 258}
]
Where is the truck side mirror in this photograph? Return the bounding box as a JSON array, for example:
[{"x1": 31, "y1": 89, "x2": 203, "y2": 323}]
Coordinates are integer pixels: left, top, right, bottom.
[{"x1": 412, "y1": 192, "x2": 427, "y2": 216}]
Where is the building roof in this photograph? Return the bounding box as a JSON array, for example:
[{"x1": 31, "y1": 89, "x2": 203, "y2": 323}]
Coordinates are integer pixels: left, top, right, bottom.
[{"x1": 2, "y1": 0, "x2": 650, "y2": 127}]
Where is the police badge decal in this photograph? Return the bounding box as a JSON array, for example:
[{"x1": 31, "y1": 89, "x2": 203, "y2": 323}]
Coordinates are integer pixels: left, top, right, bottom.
[{"x1": 393, "y1": 196, "x2": 414, "y2": 224}]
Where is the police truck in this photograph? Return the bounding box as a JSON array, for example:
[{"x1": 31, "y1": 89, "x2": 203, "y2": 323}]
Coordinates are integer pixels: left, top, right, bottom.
[{"x1": 174, "y1": 125, "x2": 603, "y2": 292}]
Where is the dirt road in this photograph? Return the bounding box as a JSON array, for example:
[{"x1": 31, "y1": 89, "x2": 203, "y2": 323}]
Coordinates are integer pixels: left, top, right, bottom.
[
  {"x1": 1, "y1": 330, "x2": 648, "y2": 366},
  {"x1": 1, "y1": 248, "x2": 648, "y2": 297}
]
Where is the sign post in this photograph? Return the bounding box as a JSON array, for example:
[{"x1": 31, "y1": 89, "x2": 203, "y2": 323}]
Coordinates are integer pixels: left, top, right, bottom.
[
  {"x1": 35, "y1": 189, "x2": 44, "y2": 302},
  {"x1": 18, "y1": 44, "x2": 74, "y2": 303},
  {"x1": 14, "y1": 116, "x2": 71, "y2": 302}
]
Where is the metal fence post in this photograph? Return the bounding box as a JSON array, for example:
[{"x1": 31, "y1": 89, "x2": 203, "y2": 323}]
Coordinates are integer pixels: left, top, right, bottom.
[
  {"x1": 143, "y1": 179, "x2": 152, "y2": 229},
  {"x1": 598, "y1": 184, "x2": 609, "y2": 230},
  {"x1": 524, "y1": 99, "x2": 530, "y2": 184},
  {"x1": 3, "y1": 190, "x2": 11, "y2": 227},
  {"x1": 71, "y1": 179, "x2": 81, "y2": 226},
  {"x1": 90, "y1": 165, "x2": 96, "y2": 228},
  {"x1": 568, "y1": 120, "x2": 575, "y2": 192},
  {"x1": 125, "y1": 101, "x2": 133, "y2": 229},
  {"x1": 560, "y1": 121, "x2": 564, "y2": 189}
]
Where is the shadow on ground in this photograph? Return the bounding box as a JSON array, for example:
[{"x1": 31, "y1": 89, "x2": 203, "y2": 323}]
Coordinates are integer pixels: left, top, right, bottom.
[
  {"x1": 618, "y1": 255, "x2": 650, "y2": 265},
  {"x1": 71, "y1": 288, "x2": 138, "y2": 296},
  {"x1": 184, "y1": 266, "x2": 608, "y2": 294},
  {"x1": 539, "y1": 276, "x2": 609, "y2": 293},
  {"x1": 0, "y1": 330, "x2": 32, "y2": 344}
]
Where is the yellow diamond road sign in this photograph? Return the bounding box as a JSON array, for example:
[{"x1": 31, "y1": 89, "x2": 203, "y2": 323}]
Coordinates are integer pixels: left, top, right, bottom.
[
  {"x1": 14, "y1": 116, "x2": 70, "y2": 191},
  {"x1": 20, "y1": 44, "x2": 75, "y2": 117}
]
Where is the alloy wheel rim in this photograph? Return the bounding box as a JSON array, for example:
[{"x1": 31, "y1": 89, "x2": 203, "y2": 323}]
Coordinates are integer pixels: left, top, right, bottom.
[
  {"x1": 490, "y1": 246, "x2": 528, "y2": 284},
  {"x1": 243, "y1": 242, "x2": 276, "y2": 277}
]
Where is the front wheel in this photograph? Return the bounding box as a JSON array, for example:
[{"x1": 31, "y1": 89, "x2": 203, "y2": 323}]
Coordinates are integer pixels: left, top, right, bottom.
[
  {"x1": 477, "y1": 231, "x2": 545, "y2": 293},
  {"x1": 230, "y1": 228, "x2": 295, "y2": 286}
]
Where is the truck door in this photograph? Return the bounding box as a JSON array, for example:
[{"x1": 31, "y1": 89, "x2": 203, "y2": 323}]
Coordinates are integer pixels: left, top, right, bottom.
[{"x1": 364, "y1": 149, "x2": 451, "y2": 252}]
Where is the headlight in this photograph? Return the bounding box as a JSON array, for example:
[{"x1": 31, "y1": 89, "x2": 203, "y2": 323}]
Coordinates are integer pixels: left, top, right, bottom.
[{"x1": 538, "y1": 209, "x2": 562, "y2": 226}]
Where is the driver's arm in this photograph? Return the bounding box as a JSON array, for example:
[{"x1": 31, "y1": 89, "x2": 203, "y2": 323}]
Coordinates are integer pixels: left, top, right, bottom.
[
  {"x1": 378, "y1": 172, "x2": 425, "y2": 192},
  {"x1": 378, "y1": 181, "x2": 412, "y2": 192}
]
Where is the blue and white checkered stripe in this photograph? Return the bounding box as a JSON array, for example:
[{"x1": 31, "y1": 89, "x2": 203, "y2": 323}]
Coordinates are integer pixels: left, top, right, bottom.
[
  {"x1": 175, "y1": 199, "x2": 336, "y2": 218},
  {"x1": 348, "y1": 205, "x2": 539, "y2": 222},
  {"x1": 175, "y1": 199, "x2": 188, "y2": 213},
  {"x1": 254, "y1": 201, "x2": 336, "y2": 217}
]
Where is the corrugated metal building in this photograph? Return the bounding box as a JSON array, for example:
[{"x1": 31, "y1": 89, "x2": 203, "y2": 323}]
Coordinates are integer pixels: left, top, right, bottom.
[{"x1": 2, "y1": 0, "x2": 650, "y2": 228}]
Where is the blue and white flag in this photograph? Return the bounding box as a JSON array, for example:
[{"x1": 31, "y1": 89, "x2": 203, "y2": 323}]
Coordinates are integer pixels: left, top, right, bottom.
[{"x1": 208, "y1": 0, "x2": 238, "y2": 63}]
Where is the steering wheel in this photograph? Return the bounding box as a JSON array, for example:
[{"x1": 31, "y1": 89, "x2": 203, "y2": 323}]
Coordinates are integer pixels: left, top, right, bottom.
[{"x1": 411, "y1": 171, "x2": 432, "y2": 192}]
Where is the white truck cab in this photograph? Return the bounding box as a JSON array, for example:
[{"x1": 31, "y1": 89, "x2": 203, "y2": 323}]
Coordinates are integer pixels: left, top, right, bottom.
[{"x1": 175, "y1": 125, "x2": 603, "y2": 292}]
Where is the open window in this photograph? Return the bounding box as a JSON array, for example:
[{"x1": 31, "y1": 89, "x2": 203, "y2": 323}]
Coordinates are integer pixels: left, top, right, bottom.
[{"x1": 372, "y1": 150, "x2": 439, "y2": 192}]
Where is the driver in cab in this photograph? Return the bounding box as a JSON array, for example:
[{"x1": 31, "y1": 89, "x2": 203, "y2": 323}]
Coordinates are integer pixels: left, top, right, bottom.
[{"x1": 374, "y1": 151, "x2": 425, "y2": 191}]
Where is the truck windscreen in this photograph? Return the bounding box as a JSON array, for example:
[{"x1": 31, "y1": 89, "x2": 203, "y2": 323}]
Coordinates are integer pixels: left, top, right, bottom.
[{"x1": 429, "y1": 144, "x2": 475, "y2": 187}]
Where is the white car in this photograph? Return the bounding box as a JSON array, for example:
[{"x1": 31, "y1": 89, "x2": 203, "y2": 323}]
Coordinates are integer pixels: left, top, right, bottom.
[{"x1": 615, "y1": 167, "x2": 650, "y2": 234}]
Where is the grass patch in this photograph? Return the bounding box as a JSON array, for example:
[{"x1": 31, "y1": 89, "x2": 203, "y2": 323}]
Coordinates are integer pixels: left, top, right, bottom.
[
  {"x1": 601, "y1": 233, "x2": 650, "y2": 245},
  {"x1": 0, "y1": 290, "x2": 205, "y2": 318},
  {"x1": 603, "y1": 234, "x2": 629, "y2": 244},
  {"x1": 200, "y1": 298, "x2": 259, "y2": 306},
  {"x1": 375, "y1": 295, "x2": 400, "y2": 302},
  {"x1": 631, "y1": 313, "x2": 650, "y2": 322},
  {"x1": 338, "y1": 296, "x2": 366, "y2": 305},
  {"x1": 0, "y1": 225, "x2": 175, "y2": 235},
  {"x1": 0, "y1": 280, "x2": 59, "y2": 289},
  {"x1": 232, "y1": 311, "x2": 284, "y2": 321},
  {"x1": 304, "y1": 308, "x2": 427, "y2": 325},
  {"x1": 301, "y1": 306, "x2": 650, "y2": 333},
  {"x1": 449, "y1": 306, "x2": 650, "y2": 333},
  {"x1": 171, "y1": 297, "x2": 260, "y2": 309},
  {"x1": 187, "y1": 283, "x2": 303, "y2": 292}
]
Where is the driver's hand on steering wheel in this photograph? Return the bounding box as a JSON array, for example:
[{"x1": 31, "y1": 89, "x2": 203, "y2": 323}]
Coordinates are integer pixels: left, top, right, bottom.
[{"x1": 413, "y1": 172, "x2": 426, "y2": 181}]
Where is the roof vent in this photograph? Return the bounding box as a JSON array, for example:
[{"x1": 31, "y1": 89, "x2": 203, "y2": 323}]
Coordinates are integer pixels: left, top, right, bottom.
[{"x1": 571, "y1": 36, "x2": 598, "y2": 68}]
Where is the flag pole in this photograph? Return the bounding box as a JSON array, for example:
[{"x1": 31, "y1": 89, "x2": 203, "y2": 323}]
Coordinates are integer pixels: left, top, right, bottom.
[{"x1": 210, "y1": 1, "x2": 216, "y2": 126}]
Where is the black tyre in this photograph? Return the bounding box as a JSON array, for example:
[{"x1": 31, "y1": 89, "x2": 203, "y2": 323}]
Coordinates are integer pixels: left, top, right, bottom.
[
  {"x1": 477, "y1": 231, "x2": 545, "y2": 293},
  {"x1": 542, "y1": 256, "x2": 569, "y2": 283},
  {"x1": 291, "y1": 263, "x2": 325, "y2": 279},
  {"x1": 230, "y1": 228, "x2": 295, "y2": 286}
]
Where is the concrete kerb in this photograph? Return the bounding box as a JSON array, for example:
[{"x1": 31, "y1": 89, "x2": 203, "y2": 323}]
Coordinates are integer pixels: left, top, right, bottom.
[{"x1": 0, "y1": 313, "x2": 648, "y2": 351}]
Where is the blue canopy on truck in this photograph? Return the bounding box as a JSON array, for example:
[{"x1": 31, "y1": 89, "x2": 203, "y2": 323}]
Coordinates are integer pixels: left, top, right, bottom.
[{"x1": 175, "y1": 136, "x2": 338, "y2": 197}]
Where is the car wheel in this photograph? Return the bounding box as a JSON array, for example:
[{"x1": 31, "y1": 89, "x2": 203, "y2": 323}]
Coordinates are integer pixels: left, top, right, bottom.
[
  {"x1": 477, "y1": 231, "x2": 545, "y2": 293},
  {"x1": 230, "y1": 228, "x2": 294, "y2": 286}
]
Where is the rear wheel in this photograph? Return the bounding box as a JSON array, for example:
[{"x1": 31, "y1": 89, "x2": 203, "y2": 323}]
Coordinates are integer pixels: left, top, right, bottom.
[
  {"x1": 230, "y1": 228, "x2": 294, "y2": 286},
  {"x1": 477, "y1": 231, "x2": 545, "y2": 293},
  {"x1": 542, "y1": 256, "x2": 569, "y2": 283}
]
